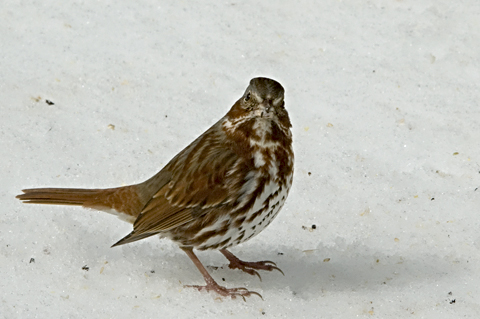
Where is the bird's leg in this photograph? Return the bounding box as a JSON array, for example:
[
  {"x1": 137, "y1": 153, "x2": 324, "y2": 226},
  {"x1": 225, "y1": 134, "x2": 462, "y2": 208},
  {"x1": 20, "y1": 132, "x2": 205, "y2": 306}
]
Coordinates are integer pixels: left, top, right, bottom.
[
  {"x1": 220, "y1": 249, "x2": 284, "y2": 281},
  {"x1": 181, "y1": 247, "x2": 262, "y2": 300}
]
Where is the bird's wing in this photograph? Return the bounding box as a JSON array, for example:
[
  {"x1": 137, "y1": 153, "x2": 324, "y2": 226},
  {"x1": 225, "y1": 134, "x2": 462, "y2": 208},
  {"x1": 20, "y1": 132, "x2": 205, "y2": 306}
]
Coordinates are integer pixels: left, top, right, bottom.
[{"x1": 112, "y1": 124, "x2": 253, "y2": 247}]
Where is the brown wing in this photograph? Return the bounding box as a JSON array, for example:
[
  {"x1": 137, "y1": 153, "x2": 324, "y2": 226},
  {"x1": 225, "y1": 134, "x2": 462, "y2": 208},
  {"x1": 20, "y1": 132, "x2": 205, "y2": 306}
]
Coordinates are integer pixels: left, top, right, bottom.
[{"x1": 112, "y1": 119, "x2": 251, "y2": 247}]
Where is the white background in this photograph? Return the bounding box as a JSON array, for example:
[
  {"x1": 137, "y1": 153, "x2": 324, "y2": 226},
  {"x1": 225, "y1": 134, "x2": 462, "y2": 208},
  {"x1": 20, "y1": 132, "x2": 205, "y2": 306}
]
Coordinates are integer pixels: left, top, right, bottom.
[{"x1": 2, "y1": 1, "x2": 479, "y2": 318}]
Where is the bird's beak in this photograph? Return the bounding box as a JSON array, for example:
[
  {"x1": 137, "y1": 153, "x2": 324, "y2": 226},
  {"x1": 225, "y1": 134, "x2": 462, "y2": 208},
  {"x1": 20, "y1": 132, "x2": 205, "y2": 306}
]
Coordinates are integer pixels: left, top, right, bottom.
[{"x1": 261, "y1": 100, "x2": 273, "y2": 114}]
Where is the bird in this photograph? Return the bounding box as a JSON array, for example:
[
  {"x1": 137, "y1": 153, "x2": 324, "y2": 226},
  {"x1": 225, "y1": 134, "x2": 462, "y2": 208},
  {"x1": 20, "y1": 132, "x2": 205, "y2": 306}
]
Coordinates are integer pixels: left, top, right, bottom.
[{"x1": 17, "y1": 77, "x2": 294, "y2": 299}]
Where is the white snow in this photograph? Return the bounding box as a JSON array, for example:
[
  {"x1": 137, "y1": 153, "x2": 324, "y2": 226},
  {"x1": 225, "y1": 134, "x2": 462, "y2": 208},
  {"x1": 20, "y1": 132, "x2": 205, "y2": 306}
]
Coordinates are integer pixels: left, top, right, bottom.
[{"x1": 2, "y1": 1, "x2": 480, "y2": 318}]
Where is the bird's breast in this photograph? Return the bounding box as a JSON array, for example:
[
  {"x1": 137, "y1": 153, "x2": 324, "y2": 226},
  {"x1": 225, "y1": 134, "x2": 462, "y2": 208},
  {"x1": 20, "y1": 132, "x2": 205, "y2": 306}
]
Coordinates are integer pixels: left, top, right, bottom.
[{"x1": 193, "y1": 176, "x2": 292, "y2": 250}]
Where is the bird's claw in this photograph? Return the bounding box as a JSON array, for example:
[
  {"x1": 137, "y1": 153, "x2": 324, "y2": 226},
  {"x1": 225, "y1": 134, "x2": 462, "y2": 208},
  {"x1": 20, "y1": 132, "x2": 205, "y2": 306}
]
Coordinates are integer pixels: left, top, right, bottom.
[
  {"x1": 227, "y1": 259, "x2": 285, "y2": 280},
  {"x1": 185, "y1": 283, "x2": 263, "y2": 301}
]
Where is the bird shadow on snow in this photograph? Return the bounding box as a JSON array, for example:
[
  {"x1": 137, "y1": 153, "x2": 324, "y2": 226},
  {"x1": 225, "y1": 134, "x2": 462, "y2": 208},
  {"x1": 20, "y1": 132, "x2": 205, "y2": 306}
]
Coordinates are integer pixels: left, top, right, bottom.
[{"x1": 244, "y1": 243, "x2": 459, "y2": 300}]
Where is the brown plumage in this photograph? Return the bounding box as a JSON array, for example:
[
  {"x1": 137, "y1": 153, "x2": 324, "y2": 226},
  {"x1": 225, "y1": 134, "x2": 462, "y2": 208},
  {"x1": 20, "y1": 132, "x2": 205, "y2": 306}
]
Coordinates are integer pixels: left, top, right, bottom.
[{"x1": 17, "y1": 77, "x2": 294, "y2": 299}]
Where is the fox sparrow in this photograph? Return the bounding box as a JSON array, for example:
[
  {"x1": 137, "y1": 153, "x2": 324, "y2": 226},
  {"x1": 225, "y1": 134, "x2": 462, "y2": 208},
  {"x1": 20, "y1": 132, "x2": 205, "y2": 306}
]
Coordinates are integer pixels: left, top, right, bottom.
[{"x1": 17, "y1": 77, "x2": 294, "y2": 299}]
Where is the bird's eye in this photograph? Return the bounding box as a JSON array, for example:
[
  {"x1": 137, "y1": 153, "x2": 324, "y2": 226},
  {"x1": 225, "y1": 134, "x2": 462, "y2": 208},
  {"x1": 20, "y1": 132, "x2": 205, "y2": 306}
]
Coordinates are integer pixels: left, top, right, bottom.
[{"x1": 244, "y1": 92, "x2": 251, "y2": 102}]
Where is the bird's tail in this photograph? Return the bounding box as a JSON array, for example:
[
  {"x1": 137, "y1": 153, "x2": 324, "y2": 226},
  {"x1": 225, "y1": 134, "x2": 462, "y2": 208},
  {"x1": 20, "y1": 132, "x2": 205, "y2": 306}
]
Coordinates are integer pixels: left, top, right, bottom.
[
  {"x1": 16, "y1": 186, "x2": 144, "y2": 219},
  {"x1": 17, "y1": 188, "x2": 104, "y2": 206}
]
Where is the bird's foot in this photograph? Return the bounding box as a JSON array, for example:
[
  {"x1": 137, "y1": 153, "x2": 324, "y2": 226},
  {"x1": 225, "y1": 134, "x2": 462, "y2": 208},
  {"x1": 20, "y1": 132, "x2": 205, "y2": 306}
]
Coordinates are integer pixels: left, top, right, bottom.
[
  {"x1": 220, "y1": 249, "x2": 284, "y2": 281},
  {"x1": 185, "y1": 280, "x2": 263, "y2": 301},
  {"x1": 227, "y1": 259, "x2": 284, "y2": 281}
]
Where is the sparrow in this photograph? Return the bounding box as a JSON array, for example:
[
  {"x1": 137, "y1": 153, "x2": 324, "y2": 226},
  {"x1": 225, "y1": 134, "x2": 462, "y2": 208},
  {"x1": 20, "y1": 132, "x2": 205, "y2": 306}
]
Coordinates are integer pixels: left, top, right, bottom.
[{"x1": 17, "y1": 77, "x2": 294, "y2": 299}]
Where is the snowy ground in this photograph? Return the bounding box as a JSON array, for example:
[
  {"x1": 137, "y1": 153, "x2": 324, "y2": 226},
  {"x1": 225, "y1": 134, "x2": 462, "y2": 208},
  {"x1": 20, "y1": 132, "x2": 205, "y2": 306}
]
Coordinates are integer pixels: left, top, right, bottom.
[{"x1": 2, "y1": 1, "x2": 480, "y2": 318}]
